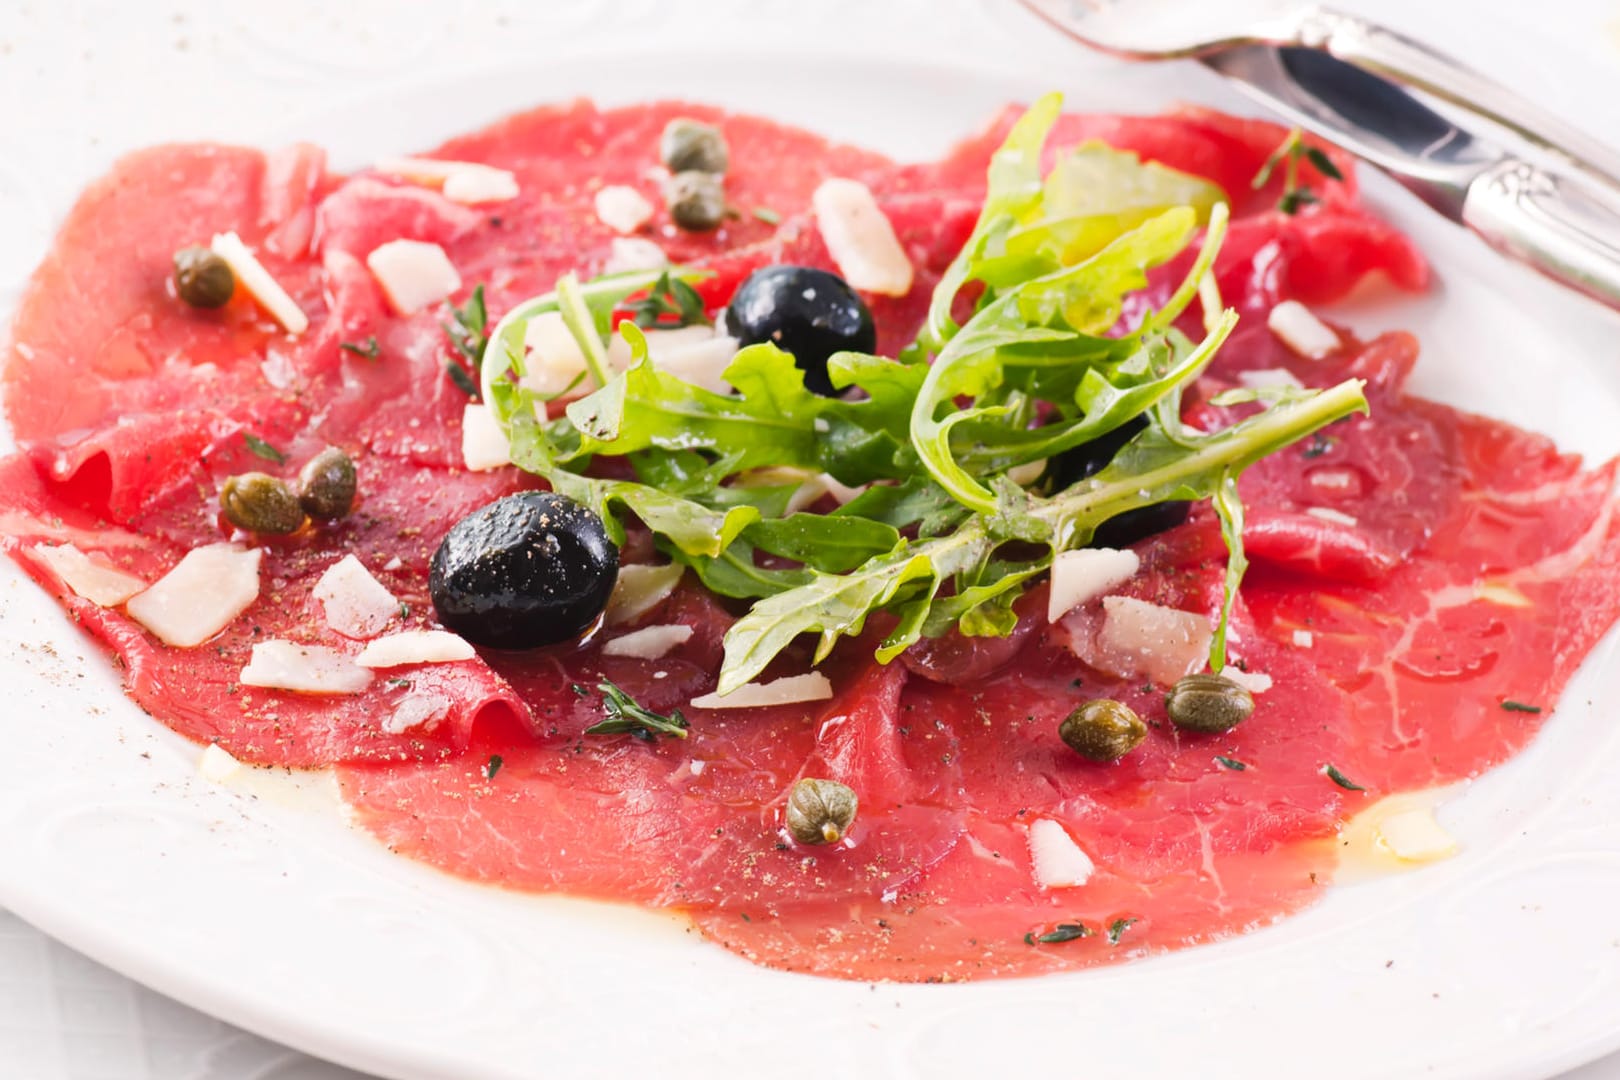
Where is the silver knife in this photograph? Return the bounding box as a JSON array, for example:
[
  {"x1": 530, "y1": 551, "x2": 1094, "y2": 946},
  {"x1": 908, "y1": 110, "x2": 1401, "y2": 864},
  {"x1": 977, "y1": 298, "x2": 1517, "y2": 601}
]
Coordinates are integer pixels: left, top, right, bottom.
[{"x1": 1203, "y1": 45, "x2": 1620, "y2": 314}]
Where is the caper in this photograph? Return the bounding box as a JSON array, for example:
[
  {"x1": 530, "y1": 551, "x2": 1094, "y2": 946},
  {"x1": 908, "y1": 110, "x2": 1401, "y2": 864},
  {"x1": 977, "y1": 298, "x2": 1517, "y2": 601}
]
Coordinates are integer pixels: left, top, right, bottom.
[
  {"x1": 173, "y1": 246, "x2": 235, "y2": 308},
  {"x1": 1059, "y1": 699, "x2": 1147, "y2": 762},
  {"x1": 665, "y1": 170, "x2": 727, "y2": 232},
  {"x1": 660, "y1": 118, "x2": 729, "y2": 175},
  {"x1": 785, "y1": 777, "x2": 858, "y2": 845},
  {"x1": 220, "y1": 473, "x2": 304, "y2": 534},
  {"x1": 1166, "y1": 673, "x2": 1255, "y2": 734},
  {"x1": 297, "y1": 446, "x2": 358, "y2": 521}
]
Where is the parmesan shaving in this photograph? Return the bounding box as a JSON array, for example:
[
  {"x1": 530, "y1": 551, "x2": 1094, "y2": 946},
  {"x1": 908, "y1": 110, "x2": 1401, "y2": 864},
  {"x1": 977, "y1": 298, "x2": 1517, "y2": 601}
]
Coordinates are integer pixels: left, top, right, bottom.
[
  {"x1": 1267, "y1": 300, "x2": 1341, "y2": 359},
  {"x1": 1027, "y1": 819, "x2": 1095, "y2": 889},
  {"x1": 1047, "y1": 548, "x2": 1140, "y2": 622},
  {"x1": 365, "y1": 239, "x2": 462, "y2": 316},
  {"x1": 34, "y1": 544, "x2": 147, "y2": 607},
  {"x1": 594, "y1": 185, "x2": 655, "y2": 234},
  {"x1": 197, "y1": 743, "x2": 242, "y2": 784},
  {"x1": 811, "y1": 178, "x2": 913, "y2": 296},
  {"x1": 356, "y1": 630, "x2": 477, "y2": 668},
  {"x1": 689, "y1": 672, "x2": 833, "y2": 710},
  {"x1": 605, "y1": 563, "x2": 684, "y2": 626},
  {"x1": 125, "y1": 544, "x2": 261, "y2": 648},
  {"x1": 240, "y1": 641, "x2": 373, "y2": 694},
  {"x1": 601, "y1": 624, "x2": 693, "y2": 660},
  {"x1": 210, "y1": 231, "x2": 309, "y2": 333},
  {"x1": 312, "y1": 555, "x2": 398, "y2": 640},
  {"x1": 460, "y1": 402, "x2": 512, "y2": 472}
]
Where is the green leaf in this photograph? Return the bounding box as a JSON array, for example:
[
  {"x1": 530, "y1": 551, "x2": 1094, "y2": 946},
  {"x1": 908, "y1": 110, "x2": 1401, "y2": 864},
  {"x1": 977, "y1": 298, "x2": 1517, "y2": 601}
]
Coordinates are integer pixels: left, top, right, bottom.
[
  {"x1": 1302, "y1": 145, "x2": 1344, "y2": 182},
  {"x1": 339, "y1": 336, "x2": 380, "y2": 359},
  {"x1": 445, "y1": 361, "x2": 479, "y2": 398},
  {"x1": 1035, "y1": 923, "x2": 1091, "y2": 944},
  {"x1": 243, "y1": 433, "x2": 285, "y2": 463},
  {"x1": 1214, "y1": 756, "x2": 1248, "y2": 771},
  {"x1": 743, "y1": 513, "x2": 902, "y2": 574},
  {"x1": 443, "y1": 285, "x2": 489, "y2": 365},
  {"x1": 585, "y1": 680, "x2": 690, "y2": 740},
  {"x1": 564, "y1": 337, "x2": 825, "y2": 472},
  {"x1": 1499, "y1": 699, "x2": 1542, "y2": 714},
  {"x1": 1324, "y1": 764, "x2": 1365, "y2": 791},
  {"x1": 1106, "y1": 917, "x2": 1138, "y2": 945},
  {"x1": 675, "y1": 542, "x2": 815, "y2": 599},
  {"x1": 717, "y1": 540, "x2": 965, "y2": 693},
  {"x1": 505, "y1": 413, "x2": 756, "y2": 558},
  {"x1": 484, "y1": 754, "x2": 503, "y2": 780}
]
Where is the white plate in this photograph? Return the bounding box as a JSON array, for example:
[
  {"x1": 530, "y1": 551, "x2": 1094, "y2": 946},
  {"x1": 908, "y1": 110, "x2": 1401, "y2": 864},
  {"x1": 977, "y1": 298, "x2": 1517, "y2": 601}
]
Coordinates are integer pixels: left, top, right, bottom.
[{"x1": 6, "y1": 16, "x2": 1620, "y2": 1080}]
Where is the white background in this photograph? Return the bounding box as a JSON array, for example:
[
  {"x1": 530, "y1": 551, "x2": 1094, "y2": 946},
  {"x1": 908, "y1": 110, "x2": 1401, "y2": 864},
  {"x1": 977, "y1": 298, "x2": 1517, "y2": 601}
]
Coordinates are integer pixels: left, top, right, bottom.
[{"x1": 2, "y1": 1, "x2": 1620, "y2": 1077}]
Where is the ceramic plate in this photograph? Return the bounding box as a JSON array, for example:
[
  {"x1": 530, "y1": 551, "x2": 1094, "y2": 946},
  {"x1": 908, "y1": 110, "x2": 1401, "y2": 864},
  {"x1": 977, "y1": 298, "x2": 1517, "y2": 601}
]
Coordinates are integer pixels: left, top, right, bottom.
[{"x1": 5, "y1": 27, "x2": 1620, "y2": 1080}]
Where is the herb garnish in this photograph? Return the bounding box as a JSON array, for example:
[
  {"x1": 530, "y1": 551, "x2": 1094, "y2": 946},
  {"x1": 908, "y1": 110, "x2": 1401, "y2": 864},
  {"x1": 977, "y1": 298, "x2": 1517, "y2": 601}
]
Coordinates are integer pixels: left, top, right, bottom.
[
  {"x1": 339, "y1": 336, "x2": 380, "y2": 360},
  {"x1": 243, "y1": 433, "x2": 285, "y2": 463},
  {"x1": 484, "y1": 754, "x2": 503, "y2": 780},
  {"x1": 444, "y1": 285, "x2": 490, "y2": 364},
  {"x1": 1252, "y1": 127, "x2": 1343, "y2": 215},
  {"x1": 1499, "y1": 699, "x2": 1542, "y2": 714},
  {"x1": 626, "y1": 270, "x2": 712, "y2": 330},
  {"x1": 1324, "y1": 763, "x2": 1365, "y2": 791},
  {"x1": 1106, "y1": 917, "x2": 1138, "y2": 945},
  {"x1": 1214, "y1": 756, "x2": 1248, "y2": 771},
  {"x1": 751, "y1": 206, "x2": 781, "y2": 225},
  {"x1": 445, "y1": 362, "x2": 479, "y2": 398},
  {"x1": 584, "y1": 680, "x2": 690, "y2": 740},
  {"x1": 444, "y1": 285, "x2": 489, "y2": 399},
  {"x1": 1029, "y1": 923, "x2": 1091, "y2": 944}
]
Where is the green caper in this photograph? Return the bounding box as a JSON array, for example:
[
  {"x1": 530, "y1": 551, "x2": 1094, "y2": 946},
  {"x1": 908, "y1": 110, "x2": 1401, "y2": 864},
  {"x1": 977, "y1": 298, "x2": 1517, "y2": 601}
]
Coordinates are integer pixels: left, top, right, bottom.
[
  {"x1": 173, "y1": 246, "x2": 235, "y2": 308},
  {"x1": 660, "y1": 118, "x2": 729, "y2": 175},
  {"x1": 665, "y1": 170, "x2": 727, "y2": 232},
  {"x1": 785, "y1": 777, "x2": 858, "y2": 845},
  {"x1": 297, "y1": 446, "x2": 358, "y2": 521},
  {"x1": 1166, "y1": 673, "x2": 1255, "y2": 734},
  {"x1": 1059, "y1": 699, "x2": 1147, "y2": 762},
  {"x1": 220, "y1": 473, "x2": 304, "y2": 534}
]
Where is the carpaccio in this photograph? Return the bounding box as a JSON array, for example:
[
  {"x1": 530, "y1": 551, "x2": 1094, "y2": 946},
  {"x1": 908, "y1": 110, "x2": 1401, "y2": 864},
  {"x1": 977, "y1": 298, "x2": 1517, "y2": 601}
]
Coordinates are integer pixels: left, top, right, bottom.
[{"x1": 4, "y1": 99, "x2": 1618, "y2": 982}]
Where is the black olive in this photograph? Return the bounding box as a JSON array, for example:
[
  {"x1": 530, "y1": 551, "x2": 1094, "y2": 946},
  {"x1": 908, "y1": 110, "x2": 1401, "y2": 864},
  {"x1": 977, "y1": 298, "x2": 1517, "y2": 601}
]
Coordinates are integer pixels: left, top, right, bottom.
[
  {"x1": 173, "y1": 246, "x2": 235, "y2": 308},
  {"x1": 723, "y1": 265, "x2": 876, "y2": 397},
  {"x1": 429, "y1": 492, "x2": 619, "y2": 649},
  {"x1": 1046, "y1": 415, "x2": 1190, "y2": 547}
]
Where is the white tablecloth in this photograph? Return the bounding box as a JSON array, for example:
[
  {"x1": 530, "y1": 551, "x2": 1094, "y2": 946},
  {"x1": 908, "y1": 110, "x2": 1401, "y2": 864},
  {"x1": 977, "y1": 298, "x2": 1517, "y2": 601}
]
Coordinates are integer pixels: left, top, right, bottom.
[{"x1": 2, "y1": 1, "x2": 1618, "y2": 1076}]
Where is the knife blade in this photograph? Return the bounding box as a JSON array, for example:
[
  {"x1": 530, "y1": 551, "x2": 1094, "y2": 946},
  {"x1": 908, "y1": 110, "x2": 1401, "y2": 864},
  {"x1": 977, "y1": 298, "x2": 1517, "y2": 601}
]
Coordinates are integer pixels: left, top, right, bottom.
[
  {"x1": 1204, "y1": 44, "x2": 1500, "y2": 220},
  {"x1": 1203, "y1": 45, "x2": 1620, "y2": 313}
]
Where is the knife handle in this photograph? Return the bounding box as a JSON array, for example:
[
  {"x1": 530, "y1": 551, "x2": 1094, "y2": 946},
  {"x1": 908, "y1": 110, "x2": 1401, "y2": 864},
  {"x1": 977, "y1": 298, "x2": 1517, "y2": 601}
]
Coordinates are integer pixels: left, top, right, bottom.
[
  {"x1": 1462, "y1": 160, "x2": 1620, "y2": 314},
  {"x1": 1308, "y1": 8, "x2": 1620, "y2": 187}
]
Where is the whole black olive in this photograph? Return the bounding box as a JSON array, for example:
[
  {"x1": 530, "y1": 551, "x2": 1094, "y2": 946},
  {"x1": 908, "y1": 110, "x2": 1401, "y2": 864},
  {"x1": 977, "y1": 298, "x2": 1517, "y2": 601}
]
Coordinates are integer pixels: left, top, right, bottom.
[
  {"x1": 1046, "y1": 415, "x2": 1191, "y2": 547},
  {"x1": 723, "y1": 265, "x2": 876, "y2": 397},
  {"x1": 429, "y1": 492, "x2": 619, "y2": 649}
]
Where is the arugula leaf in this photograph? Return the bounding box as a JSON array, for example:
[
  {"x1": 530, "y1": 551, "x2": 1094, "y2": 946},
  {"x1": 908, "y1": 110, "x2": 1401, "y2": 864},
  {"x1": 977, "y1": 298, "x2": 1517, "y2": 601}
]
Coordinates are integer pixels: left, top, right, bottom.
[
  {"x1": 585, "y1": 680, "x2": 690, "y2": 740},
  {"x1": 719, "y1": 380, "x2": 1367, "y2": 691},
  {"x1": 1208, "y1": 470, "x2": 1246, "y2": 672},
  {"x1": 565, "y1": 334, "x2": 824, "y2": 472}
]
